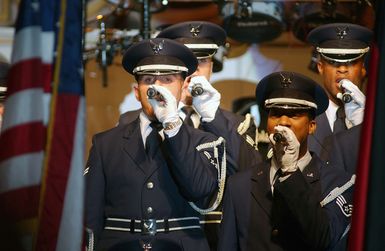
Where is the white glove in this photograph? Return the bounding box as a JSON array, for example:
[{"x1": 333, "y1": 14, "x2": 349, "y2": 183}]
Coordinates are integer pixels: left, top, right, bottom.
[
  {"x1": 147, "y1": 85, "x2": 180, "y2": 127},
  {"x1": 338, "y1": 79, "x2": 365, "y2": 127},
  {"x1": 269, "y1": 125, "x2": 300, "y2": 173},
  {"x1": 189, "y1": 76, "x2": 221, "y2": 122}
]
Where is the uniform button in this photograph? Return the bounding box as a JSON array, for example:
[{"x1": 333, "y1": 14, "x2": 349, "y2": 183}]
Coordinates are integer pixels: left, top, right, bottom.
[
  {"x1": 272, "y1": 229, "x2": 279, "y2": 236},
  {"x1": 147, "y1": 207, "x2": 153, "y2": 214},
  {"x1": 147, "y1": 182, "x2": 154, "y2": 189}
]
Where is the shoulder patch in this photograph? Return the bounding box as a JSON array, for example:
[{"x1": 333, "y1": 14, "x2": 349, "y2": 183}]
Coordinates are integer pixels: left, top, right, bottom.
[{"x1": 336, "y1": 195, "x2": 353, "y2": 217}]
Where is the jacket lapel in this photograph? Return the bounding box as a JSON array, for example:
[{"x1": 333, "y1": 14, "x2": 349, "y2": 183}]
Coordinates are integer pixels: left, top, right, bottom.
[
  {"x1": 122, "y1": 118, "x2": 148, "y2": 174},
  {"x1": 316, "y1": 113, "x2": 332, "y2": 139},
  {"x1": 309, "y1": 113, "x2": 332, "y2": 156},
  {"x1": 250, "y1": 162, "x2": 273, "y2": 217},
  {"x1": 302, "y1": 156, "x2": 321, "y2": 185}
]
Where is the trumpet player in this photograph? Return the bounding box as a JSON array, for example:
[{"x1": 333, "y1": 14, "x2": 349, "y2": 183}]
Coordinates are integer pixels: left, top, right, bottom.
[
  {"x1": 307, "y1": 23, "x2": 373, "y2": 159},
  {"x1": 85, "y1": 38, "x2": 231, "y2": 251},
  {"x1": 219, "y1": 71, "x2": 355, "y2": 251}
]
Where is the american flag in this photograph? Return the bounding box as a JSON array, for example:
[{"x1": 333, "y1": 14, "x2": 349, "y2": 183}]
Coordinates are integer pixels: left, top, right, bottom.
[{"x1": 0, "y1": 1, "x2": 85, "y2": 250}]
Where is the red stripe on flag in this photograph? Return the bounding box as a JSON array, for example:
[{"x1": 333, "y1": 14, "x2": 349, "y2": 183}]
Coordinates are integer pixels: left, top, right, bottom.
[
  {"x1": 348, "y1": 43, "x2": 379, "y2": 251},
  {"x1": 6, "y1": 58, "x2": 53, "y2": 96},
  {"x1": 0, "y1": 122, "x2": 46, "y2": 161},
  {"x1": 0, "y1": 185, "x2": 40, "y2": 221},
  {"x1": 35, "y1": 95, "x2": 80, "y2": 250}
]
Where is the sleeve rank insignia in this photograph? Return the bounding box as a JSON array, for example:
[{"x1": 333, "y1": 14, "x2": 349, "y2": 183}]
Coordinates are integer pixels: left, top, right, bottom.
[{"x1": 336, "y1": 195, "x2": 353, "y2": 217}]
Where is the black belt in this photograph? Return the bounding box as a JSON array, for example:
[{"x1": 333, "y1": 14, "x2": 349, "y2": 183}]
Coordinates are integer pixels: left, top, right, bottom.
[{"x1": 105, "y1": 217, "x2": 201, "y2": 235}]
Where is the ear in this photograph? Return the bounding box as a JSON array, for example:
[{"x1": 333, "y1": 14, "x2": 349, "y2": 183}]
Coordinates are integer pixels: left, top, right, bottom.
[
  {"x1": 182, "y1": 77, "x2": 189, "y2": 89},
  {"x1": 361, "y1": 63, "x2": 367, "y2": 78},
  {"x1": 209, "y1": 61, "x2": 213, "y2": 79},
  {"x1": 317, "y1": 61, "x2": 324, "y2": 75},
  {"x1": 134, "y1": 84, "x2": 140, "y2": 101},
  {"x1": 308, "y1": 119, "x2": 317, "y2": 135}
]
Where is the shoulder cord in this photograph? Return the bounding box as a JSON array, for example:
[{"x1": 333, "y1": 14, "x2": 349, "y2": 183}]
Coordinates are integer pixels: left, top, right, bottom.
[
  {"x1": 320, "y1": 174, "x2": 356, "y2": 207},
  {"x1": 237, "y1": 113, "x2": 251, "y2": 135},
  {"x1": 189, "y1": 137, "x2": 227, "y2": 214},
  {"x1": 237, "y1": 113, "x2": 259, "y2": 150},
  {"x1": 85, "y1": 227, "x2": 94, "y2": 251}
]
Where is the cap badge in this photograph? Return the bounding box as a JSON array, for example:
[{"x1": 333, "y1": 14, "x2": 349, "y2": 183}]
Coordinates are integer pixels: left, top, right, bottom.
[
  {"x1": 150, "y1": 40, "x2": 164, "y2": 54},
  {"x1": 189, "y1": 24, "x2": 202, "y2": 37},
  {"x1": 336, "y1": 26, "x2": 349, "y2": 39},
  {"x1": 280, "y1": 73, "x2": 292, "y2": 88}
]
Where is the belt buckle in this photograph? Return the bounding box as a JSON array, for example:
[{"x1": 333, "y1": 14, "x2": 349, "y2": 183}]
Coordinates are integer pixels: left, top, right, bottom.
[{"x1": 142, "y1": 219, "x2": 157, "y2": 235}]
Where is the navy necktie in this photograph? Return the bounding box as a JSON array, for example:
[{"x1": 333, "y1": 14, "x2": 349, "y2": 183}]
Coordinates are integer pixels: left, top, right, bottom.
[
  {"x1": 182, "y1": 106, "x2": 195, "y2": 127},
  {"x1": 333, "y1": 107, "x2": 347, "y2": 133},
  {"x1": 273, "y1": 169, "x2": 283, "y2": 186},
  {"x1": 145, "y1": 122, "x2": 162, "y2": 159}
]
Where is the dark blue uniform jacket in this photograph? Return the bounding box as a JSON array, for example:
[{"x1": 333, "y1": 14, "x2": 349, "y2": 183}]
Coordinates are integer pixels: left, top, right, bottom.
[
  {"x1": 218, "y1": 154, "x2": 354, "y2": 251},
  {"x1": 85, "y1": 118, "x2": 222, "y2": 251}
]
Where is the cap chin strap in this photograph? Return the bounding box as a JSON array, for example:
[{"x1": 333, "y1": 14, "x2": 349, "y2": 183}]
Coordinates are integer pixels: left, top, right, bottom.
[
  {"x1": 317, "y1": 47, "x2": 369, "y2": 63},
  {"x1": 320, "y1": 53, "x2": 366, "y2": 63},
  {"x1": 135, "y1": 70, "x2": 183, "y2": 76},
  {"x1": 185, "y1": 43, "x2": 219, "y2": 59},
  {"x1": 195, "y1": 53, "x2": 216, "y2": 60},
  {"x1": 185, "y1": 43, "x2": 219, "y2": 50},
  {"x1": 316, "y1": 47, "x2": 370, "y2": 55},
  {"x1": 133, "y1": 64, "x2": 188, "y2": 74},
  {"x1": 265, "y1": 98, "x2": 317, "y2": 109}
]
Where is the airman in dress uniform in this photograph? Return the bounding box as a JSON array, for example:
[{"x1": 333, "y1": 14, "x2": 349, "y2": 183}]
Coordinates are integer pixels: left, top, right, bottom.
[
  {"x1": 155, "y1": 21, "x2": 263, "y2": 249},
  {"x1": 306, "y1": 23, "x2": 373, "y2": 163},
  {"x1": 85, "y1": 38, "x2": 227, "y2": 251},
  {"x1": 218, "y1": 71, "x2": 355, "y2": 251}
]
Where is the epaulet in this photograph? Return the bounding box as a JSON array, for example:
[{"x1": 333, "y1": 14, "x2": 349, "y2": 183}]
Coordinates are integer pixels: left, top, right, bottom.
[
  {"x1": 257, "y1": 129, "x2": 270, "y2": 144},
  {"x1": 237, "y1": 113, "x2": 259, "y2": 150},
  {"x1": 190, "y1": 137, "x2": 226, "y2": 214},
  {"x1": 237, "y1": 113, "x2": 253, "y2": 136}
]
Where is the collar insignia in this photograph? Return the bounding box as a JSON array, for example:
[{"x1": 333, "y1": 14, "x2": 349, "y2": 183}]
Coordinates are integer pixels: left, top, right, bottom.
[
  {"x1": 189, "y1": 24, "x2": 202, "y2": 37},
  {"x1": 150, "y1": 40, "x2": 164, "y2": 54},
  {"x1": 336, "y1": 26, "x2": 349, "y2": 39}
]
